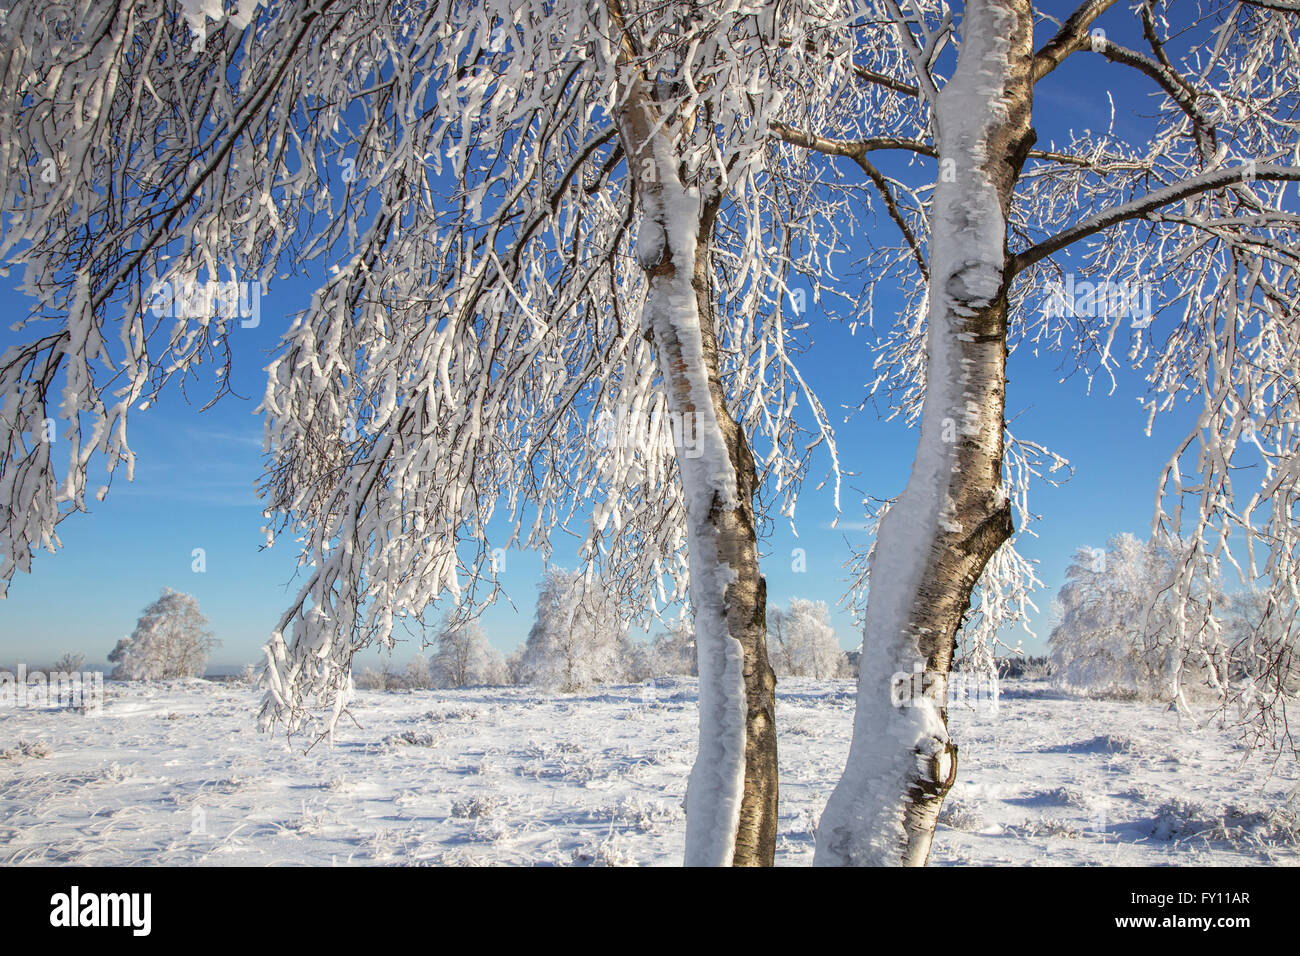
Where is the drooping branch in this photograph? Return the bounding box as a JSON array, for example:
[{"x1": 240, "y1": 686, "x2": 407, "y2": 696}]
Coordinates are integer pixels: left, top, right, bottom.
[{"x1": 769, "y1": 120, "x2": 929, "y2": 278}]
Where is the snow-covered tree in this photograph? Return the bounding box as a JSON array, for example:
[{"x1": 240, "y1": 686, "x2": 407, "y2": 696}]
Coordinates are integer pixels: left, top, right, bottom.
[
  {"x1": 404, "y1": 655, "x2": 433, "y2": 690},
  {"x1": 108, "y1": 588, "x2": 218, "y2": 680},
  {"x1": 52, "y1": 651, "x2": 86, "y2": 674},
  {"x1": 650, "y1": 615, "x2": 698, "y2": 677},
  {"x1": 1050, "y1": 538, "x2": 1297, "y2": 749},
  {"x1": 1048, "y1": 534, "x2": 1197, "y2": 699},
  {"x1": 352, "y1": 665, "x2": 393, "y2": 692},
  {"x1": 430, "y1": 618, "x2": 507, "y2": 689},
  {"x1": 0, "y1": 0, "x2": 863, "y2": 866},
  {"x1": 518, "y1": 569, "x2": 628, "y2": 692},
  {"x1": 623, "y1": 641, "x2": 655, "y2": 683},
  {"x1": 9, "y1": 0, "x2": 1296, "y2": 871},
  {"x1": 778, "y1": 0, "x2": 1300, "y2": 865},
  {"x1": 505, "y1": 646, "x2": 527, "y2": 687},
  {"x1": 768, "y1": 599, "x2": 848, "y2": 679}
]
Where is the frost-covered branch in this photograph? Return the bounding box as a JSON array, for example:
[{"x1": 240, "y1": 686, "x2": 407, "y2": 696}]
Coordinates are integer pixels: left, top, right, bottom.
[
  {"x1": 0, "y1": 1, "x2": 862, "y2": 760},
  {"x1": 1030, "y1": 0, "x2": 1119, "y2": 82},
  {"x1": 1011, "y1": 164, "x2": 1300, "y2": 273}
]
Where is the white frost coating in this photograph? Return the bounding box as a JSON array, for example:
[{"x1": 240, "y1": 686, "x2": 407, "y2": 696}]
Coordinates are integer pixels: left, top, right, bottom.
[
  {"x1": 635, "y1": 219, "x2": 667, "y2": 272},
  {"x1": 178, "y1": 0, "x2": 227, "y2": 32},
  {"x1": 816, "y1": 0, "x2": 1015, "y2": 866},
  {"x1": 636, "y1": 158, "x2": 747, "y2": 867}
]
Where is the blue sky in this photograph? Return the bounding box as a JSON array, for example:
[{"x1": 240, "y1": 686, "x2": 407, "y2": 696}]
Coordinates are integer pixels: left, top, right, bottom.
[{"x1": 0, "y1": 3, "x2": 1200, "y2": 671}]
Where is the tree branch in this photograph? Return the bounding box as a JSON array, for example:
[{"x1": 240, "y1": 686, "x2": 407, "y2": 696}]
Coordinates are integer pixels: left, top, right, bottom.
[
  {"x1": 882, "y1": 0, "x2": 941, "y2": 113},
  {"x1": 769, "y1": 119, "x2": 1144, "y2": 173},
  {"x1": 1031, "y1": 0, "x2": 1120, "y2": 83},
  {"x1": 1010, "y1": 164, "x2": 1300, "y2": 274},
  {"x1": 1088, "y1": 34, "x2": 1216, "y2": 158},
  {"x1": 768, "y1": 121, "x2": 928, "y2": 278},
  {"x1": 852, "y1": 65, "x2": 921, "y2": 97},
  {"x1": 1240, "y1": 0, "x2": 1300, "y2": 11}
]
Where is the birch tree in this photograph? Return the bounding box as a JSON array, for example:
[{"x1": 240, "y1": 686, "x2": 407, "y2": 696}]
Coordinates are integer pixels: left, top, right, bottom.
[
  {"x1": 430, "y1": 617, "x2": 506, "y2": 689},
  {"x1": 108, "y1": 588, "x2": 219, "y2": 680},
  {"x1": 773, "y1": 0, "x2": 1300, "y2": 864},
  {"x1": 0, "y1": 0, "x2": 868, "y2": 865}
]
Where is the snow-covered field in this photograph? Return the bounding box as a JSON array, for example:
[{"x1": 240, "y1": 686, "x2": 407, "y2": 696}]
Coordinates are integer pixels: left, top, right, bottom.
[{"x1": 1, "y1": 677, "x2": 1296, "y2": 866}]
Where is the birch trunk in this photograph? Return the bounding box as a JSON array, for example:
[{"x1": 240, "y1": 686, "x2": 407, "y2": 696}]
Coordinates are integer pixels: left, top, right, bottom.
[
  {"x1": 814, "y1": 0, "x2": 1034, "y2": 867},
  {"x1": 612, "y1": 52, "x2": 778, "y2": 868}
]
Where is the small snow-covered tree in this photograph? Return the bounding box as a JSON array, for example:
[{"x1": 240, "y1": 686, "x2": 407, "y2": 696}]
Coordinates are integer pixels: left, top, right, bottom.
[
  {"x1": 404, "y1": 655, "x2": 433, "y2": 690},
  {"x1": 768, "y1": 599, "x2": 848, "y2": 679},
  {"x1": 1049, "y1": 534, "x2": 1194, "y2": 699},
  {"x1": 519, "y1": 569, "x2": 628, "y2": 692},
  {"x1": 52, "y1": 651, "x2": 85, "y2": 674},
  {"x1": 353, "y1": 663, "x2": 395, "y2": 691},
  {"x1": 430, "y1": 618, "x2": 507, "y2": 689},
  {"x1": 650, "y1": 616, "x2": 698, "y2": 677},
  {"x1": 108, "y1": 588, "x2": 218, "y2": 680},
  {"x1": 505, "y1": 647, "x2": 527, "y2": 687},
  {"x1": 623, "y1": 642, "x2": 654, "y2": 683}
]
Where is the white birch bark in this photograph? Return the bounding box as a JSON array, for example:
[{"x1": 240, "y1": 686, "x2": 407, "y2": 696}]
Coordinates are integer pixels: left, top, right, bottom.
[
  {"x1": 815, "y1": 0, "x2": 1034, "y2": 866},
  {"x1": 612, "y1": 31, "x2": 777, "y2": 866}
]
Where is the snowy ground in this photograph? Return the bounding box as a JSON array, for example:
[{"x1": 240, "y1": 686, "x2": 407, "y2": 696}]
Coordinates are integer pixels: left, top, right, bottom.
[{"x1": 1, "y1": 677, "x2": 1296, "y2": 866}]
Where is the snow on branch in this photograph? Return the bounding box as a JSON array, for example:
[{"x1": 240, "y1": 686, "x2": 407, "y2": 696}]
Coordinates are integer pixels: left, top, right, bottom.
[
  {"x1": 1011, "y1": 165, "x2": 1300, "y2": 274},
  {"x1": 0, "y1": 0, "x2": 866, "y2": 740}
]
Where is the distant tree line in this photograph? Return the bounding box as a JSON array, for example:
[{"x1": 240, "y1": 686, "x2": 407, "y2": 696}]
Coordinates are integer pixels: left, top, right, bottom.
[{"x1": 356, "y1": 569, "x2": 853, "y2": 692}]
